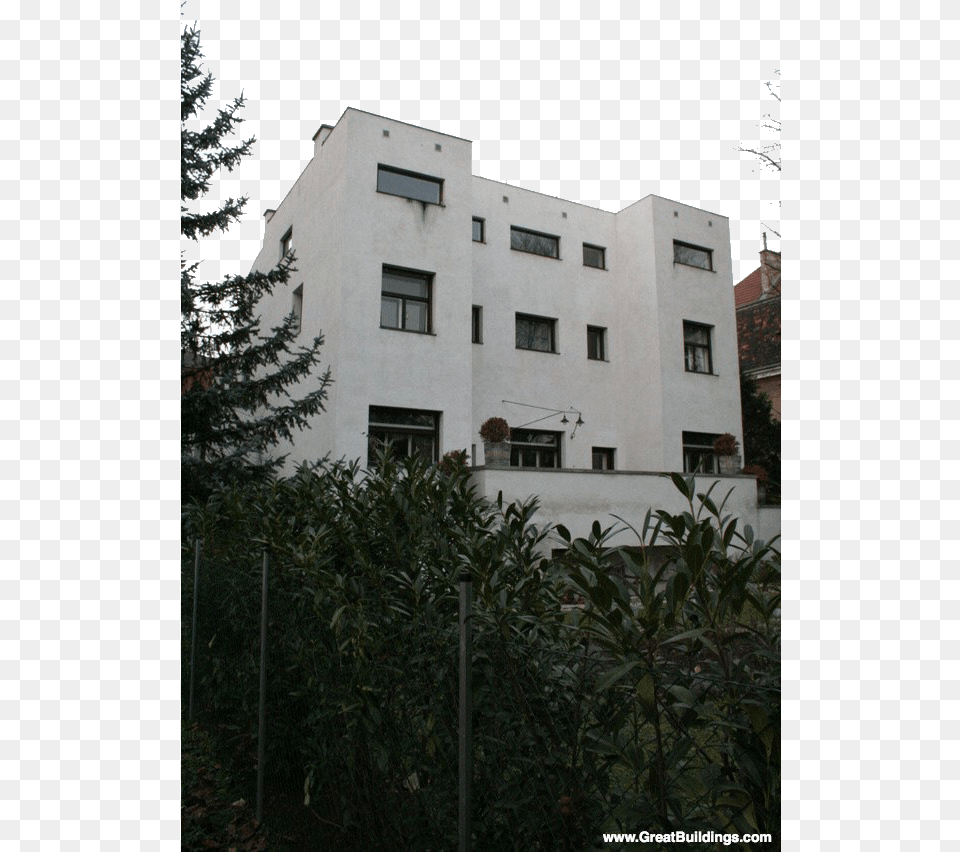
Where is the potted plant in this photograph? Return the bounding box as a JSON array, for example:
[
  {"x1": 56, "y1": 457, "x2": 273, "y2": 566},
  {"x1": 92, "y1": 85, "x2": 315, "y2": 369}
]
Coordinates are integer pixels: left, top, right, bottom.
[
  {"x1": 479, "y1": 416, "x2": 510, "y2": 467},
  {"x1": 713, "y1": 432, "x2": 742, "y2": 475},
  {"x1": 742, "y1": 463, "x2": 768, "y2": 504}
]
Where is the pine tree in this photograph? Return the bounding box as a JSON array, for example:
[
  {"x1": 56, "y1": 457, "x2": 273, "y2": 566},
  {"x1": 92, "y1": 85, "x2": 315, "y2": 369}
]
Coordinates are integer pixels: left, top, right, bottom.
[
  {"x1": 181, "y1": 23, "x2": 331, "y2": 503},
  {"x1": 739, "y1": 372, "x2": 780, "y2": 499}
]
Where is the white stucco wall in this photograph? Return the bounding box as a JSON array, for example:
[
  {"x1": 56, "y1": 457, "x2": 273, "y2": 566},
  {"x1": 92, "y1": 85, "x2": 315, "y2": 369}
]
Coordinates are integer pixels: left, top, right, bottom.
[
  {"x1": 469, "y1": 467, "x2": 777, "y2": 551},
  {"x1": 242, "y1": 109, "x2": 774, "y2": 540}
]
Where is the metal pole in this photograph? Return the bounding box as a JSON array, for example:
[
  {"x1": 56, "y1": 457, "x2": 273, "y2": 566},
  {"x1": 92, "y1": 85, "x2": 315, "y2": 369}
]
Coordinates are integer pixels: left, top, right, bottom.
[
  {"x1": 188, "y1": 539, "x2": 201, "y2": 722},
  {"x1": 458, "y1": 572, "x2": 473, "y2": 852},
  {"x1": 256, "y1": 551, "x2": 269, "y2": 824}
]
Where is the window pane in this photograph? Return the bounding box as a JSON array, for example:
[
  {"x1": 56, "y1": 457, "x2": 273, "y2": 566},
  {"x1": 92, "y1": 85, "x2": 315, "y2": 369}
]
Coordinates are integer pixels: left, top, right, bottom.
[
  {"x1": 381, "y1": 296, "x2": 400, "y2": 328},
  {"x1": 511, "y1": 227, "x2": 559, "y2": 258},
  {"x1": 405, "y1": 300, "x2": 427, "y2": 332},
  {"x1": 583, "y1": 245, "x2": 604, "y2": 268},
  {"x1": 684, "y1": 324, "x2": 709, "y2": 345},
  {"x1": 674, "y1": 242, "x2": 712, "y2": 270},
  {"x1": 377, "y1": 167, "x2": 441, "y2": 204},
  {"x1": 382, "y1": 271, "x2": 428, "y2": 298},
  {"x1": 411, "y1": 434, "x2": 435, "y2": 459},
  {"x1": 472, "y1": 218, "x2": 484, "y2": 242}
]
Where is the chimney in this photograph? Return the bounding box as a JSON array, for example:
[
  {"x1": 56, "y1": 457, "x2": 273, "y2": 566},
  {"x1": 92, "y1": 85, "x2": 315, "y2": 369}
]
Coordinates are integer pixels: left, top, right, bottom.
[
  {"x1": 759, "y1": 233, "x2": 781, "y2": 297},
  {"x1": 312, "y1": 124, "x2": 334, "y2": 158},
  {"x1": 263, "y1": 208, "x2": 275, "y2": 223}
]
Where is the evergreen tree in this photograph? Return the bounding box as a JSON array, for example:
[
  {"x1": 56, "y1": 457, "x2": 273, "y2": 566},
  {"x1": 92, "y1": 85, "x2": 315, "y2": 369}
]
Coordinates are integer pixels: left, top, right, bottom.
[
  {"x1": 181, "y1": 23, "x2": 331, "y2": 503},
  {"x1": 739, "y1": 372, "x2": 780, "y2": 499}
]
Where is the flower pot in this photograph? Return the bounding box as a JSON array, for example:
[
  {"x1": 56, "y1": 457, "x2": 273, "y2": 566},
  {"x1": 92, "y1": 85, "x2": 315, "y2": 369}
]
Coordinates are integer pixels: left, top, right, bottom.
[
  {"x1": 718, "y1": 453, "x2": 742, "y2": 475},
  {"x1": 484, "y1": 441, "x2": 510, "y2": 468}
]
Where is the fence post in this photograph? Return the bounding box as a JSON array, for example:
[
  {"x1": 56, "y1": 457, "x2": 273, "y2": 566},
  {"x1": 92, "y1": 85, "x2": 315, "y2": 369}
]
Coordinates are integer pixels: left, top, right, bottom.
[
  {"x1": 256, "y1": 551, "x2": 269, "y2": 824},
  {"x1": 188, "y1": 539, "x2": 201, "y2": 722},
  {"x1": 458, "y1": 572, "x2": 473, "y2": 852}
]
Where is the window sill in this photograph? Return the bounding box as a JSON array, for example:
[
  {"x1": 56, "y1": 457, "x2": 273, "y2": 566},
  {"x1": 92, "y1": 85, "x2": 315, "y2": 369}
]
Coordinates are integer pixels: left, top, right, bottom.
[
  {"x1": 587, "y1": 357, "x2": 609, "y2": 363},
  {"x1": 673, "y1": 261, "x2": 715, "y2": 272},
  {"x1": 376, "y1": 190, "x2": 444, "y2": 207},
  {"x1": 511, "y1": 248, "x2": 561, "y2": 260},
  {"x1": 516, "y1": 346, "x2": 560, "y2": 354},
  {"x1": 380, "y1": 325, "x2": 437, "y2": 336}
]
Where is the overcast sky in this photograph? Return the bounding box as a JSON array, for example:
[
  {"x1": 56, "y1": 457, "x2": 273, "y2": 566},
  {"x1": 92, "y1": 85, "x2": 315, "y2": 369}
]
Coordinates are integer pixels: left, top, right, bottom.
[{"x1": 182, "y1": 3, "x2": 780, "y2": 287}]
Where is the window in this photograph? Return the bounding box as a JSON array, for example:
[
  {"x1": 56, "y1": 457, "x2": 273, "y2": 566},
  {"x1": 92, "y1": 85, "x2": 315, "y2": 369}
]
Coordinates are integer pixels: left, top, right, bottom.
[
  {"x1": 377, "y1": 164, "x2": 443, "y2": 204},
  {"x1": 510, "y1": 429, "x2": 561, "y2": 468},
  {"x1": 472, "y1": 217, "x2": 485, "y2": 242},
  {"x1": 367, "y1": 406, "x2": 439, "y2": 465},
  {"x1": 515, "y1": 313, "x2": 556, "y2": 352},
  {"x1": 583, "y1": 243, "x2": 605, "y2": 269},
  {"x1": 682, "y1": 431, "x2": 720, "y2": 474},
  {"x1": 280, "y1": 227, "x2": 293, "y2": 261},
  {"x1": 683, "y1": 321, "x2": 713, "y2": 373},
  {"x1": 592, "y1": 447, "x2": 615, "y2": 470},
  {"x1": 511, "y1": 226, "x2": 559, "y2": 258},
  {"x1": 291, "y1": 284, "x2": 303, "y2": 334},
  {"x1": 472, "y1": 305, "x2": 483, "y2": 344},
  {"x1": 587, "y1": 325, "x2": 606, "y2": 361},
  {"x1": 673, "y1": 240, "x2": 713, "y2": 271},
  {"x1": 381, "y1": 266, "x2": 432, "y2": 333}
]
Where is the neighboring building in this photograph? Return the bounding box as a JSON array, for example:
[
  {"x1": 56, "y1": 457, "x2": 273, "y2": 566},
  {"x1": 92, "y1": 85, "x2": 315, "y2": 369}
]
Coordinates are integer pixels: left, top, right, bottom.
[
  {"x1": 247, "y1": 108, "x2": 778, "y2": 543},
  {"x1": 734, "y1": 239, "x2": 781, "y2": 419}
]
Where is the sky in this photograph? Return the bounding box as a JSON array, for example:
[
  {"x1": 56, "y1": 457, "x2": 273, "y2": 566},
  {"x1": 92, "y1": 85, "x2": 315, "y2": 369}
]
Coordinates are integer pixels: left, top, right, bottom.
[{"x1": 181, "y1": 2, "x2": 781, "y2": 287}]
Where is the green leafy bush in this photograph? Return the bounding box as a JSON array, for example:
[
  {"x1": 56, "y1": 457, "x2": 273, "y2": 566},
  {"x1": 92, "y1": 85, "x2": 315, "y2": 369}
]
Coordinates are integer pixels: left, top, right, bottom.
[{"x1": 183, "y1": 461, "x2": 780, "y2": 847}]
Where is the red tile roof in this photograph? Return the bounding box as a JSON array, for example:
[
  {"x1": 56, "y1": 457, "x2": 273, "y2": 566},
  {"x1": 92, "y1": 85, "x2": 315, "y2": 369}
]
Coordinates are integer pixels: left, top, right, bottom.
[{"x1": 734, "y1": 266, "x2": 763, "y2": 306}]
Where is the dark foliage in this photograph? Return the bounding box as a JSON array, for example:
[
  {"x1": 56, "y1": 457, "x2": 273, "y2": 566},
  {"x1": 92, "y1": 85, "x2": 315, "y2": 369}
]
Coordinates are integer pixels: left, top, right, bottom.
[
  {"x1": 184, "y1": 458, "x2": 780, "y2": 848},
  {"x1": 740, "y1": 372, "x2": 780, "y2": 499},
  {"x1": 181, "y1": 23, "x2": 331, "y2": 503}
]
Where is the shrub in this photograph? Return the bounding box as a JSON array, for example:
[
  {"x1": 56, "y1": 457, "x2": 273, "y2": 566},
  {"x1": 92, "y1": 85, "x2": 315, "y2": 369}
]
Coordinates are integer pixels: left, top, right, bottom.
[
  {"x1": 713, "y1": 432, "x2": 740, "y2": 456},
  {"x1": 478, "y1": 416, "x2": 510, "y2": 443}
]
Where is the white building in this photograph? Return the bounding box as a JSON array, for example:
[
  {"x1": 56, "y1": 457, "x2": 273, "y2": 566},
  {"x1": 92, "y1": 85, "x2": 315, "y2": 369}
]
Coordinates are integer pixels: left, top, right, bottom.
[{"x1": 248, "y1": 108, "x2": 779, "y2": 544}]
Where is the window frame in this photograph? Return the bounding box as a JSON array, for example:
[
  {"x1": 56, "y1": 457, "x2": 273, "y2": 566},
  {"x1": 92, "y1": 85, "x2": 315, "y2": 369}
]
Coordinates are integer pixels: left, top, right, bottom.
[
  {"x1": 583, "y1": 243, "x2": 606, "y2": 269},
  {"x1": 591, "y1": 447, "x2": 616, "y2": 471},
  {"x1": 682, "y1": 431, "x2": 720, "y2": 474},
  {"x1": 515, "y1": 313, "x2": 557, "y2": 353},
  {"x1": 367, "y1": 405, "x2": 440, "y2": 466},
  {"x1": 683, "y1": 321, "x2": 713, "y2": 374},
  {"x1": 380, "y1": 265, "x2": 433, "y2": 334},
  {"x1": 472, "y1": 217, "x2": 485, "y2": 243},
  {"x1": 510, "y1": 226, "x2": 560, "y2": 259},
  {"x1": 587, "y1": 325, "x2": 607, "y2": 361},
  {"x1": 376, "y1": 164, "x2": 443, "y2": 205},
  {"x1": 472, "y1": 305, "x2": 483, "y2": 344},
  {"x1": 510, "y1": 428, "x2": 562, "y2": 469},
  {"x1": 280, "y1": 227, "x2": 293, "y2": 262},
  {"x1": 673, "y1": 240, "x2": 714, "y2": 271},
  {"x1": 291, "y1": 284, "x2": 303, "y2": 335}
]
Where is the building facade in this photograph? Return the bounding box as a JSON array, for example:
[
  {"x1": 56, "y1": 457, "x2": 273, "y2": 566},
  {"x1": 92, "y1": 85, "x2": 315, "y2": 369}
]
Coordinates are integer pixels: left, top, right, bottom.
[
  {"x1": 735, "y1": 241, "x2": 781, "y2": 420},
  {"x1": 248, "y1": 109, "x2": 776, "y2": 543}
]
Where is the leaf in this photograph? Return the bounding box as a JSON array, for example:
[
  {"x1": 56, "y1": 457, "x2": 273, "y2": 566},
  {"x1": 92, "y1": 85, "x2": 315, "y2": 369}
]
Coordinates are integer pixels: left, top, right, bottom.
[{"x1": 596, "y1": 660, "x2": 641, "y2": 692}]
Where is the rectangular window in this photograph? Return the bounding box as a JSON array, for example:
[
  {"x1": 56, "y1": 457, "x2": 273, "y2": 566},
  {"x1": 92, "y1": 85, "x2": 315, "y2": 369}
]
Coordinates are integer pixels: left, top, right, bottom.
[
  {"x1": 682, "y1": 431, "x2": 720, "y2": 474},
  {"x1": 592, "y1": 447, "x2": 615, "y2": 470},
  {"x1": 377, "y1": 164, "x2": 443, "y2": 204},
  {"x1": 673, "y1": 240, "x2": 713, "y2": 271},
  {"x1": 587, "y1": 325, "x2": 606, "y2": 361},
  {"x1": 280, "y1": 227, "x2": 292, "y2": 261},
  {"x1": 510, "y1": 429, "x2": 561, "y2": 469},
  {"x1": 472, "y1": 305, "x2": 483, "y2": 344},
  {"x1": 291, "y1": 284, "x2": 303, "y2": 335},
  {"x1": 515, "y1": 313, "x2": 556, "y2": 352},
  {"x1": 381, "y1": 266, "x2": 432, "y2": 333},
  {"x1": 511, "y1": 226, "x2": 559, "y2": 259},
  {"x1": 472, "y1": 217, "x2": 485, "y2": 242},
  {"x1": 583, "y1": 243, "x2": 605, "y2": 269},
  {"x1": 683, "y1": 321, "x2": 713, "y2": 373},
  {"x1": 368, "y1": 406, "x2": 439, "y2": 465}
]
